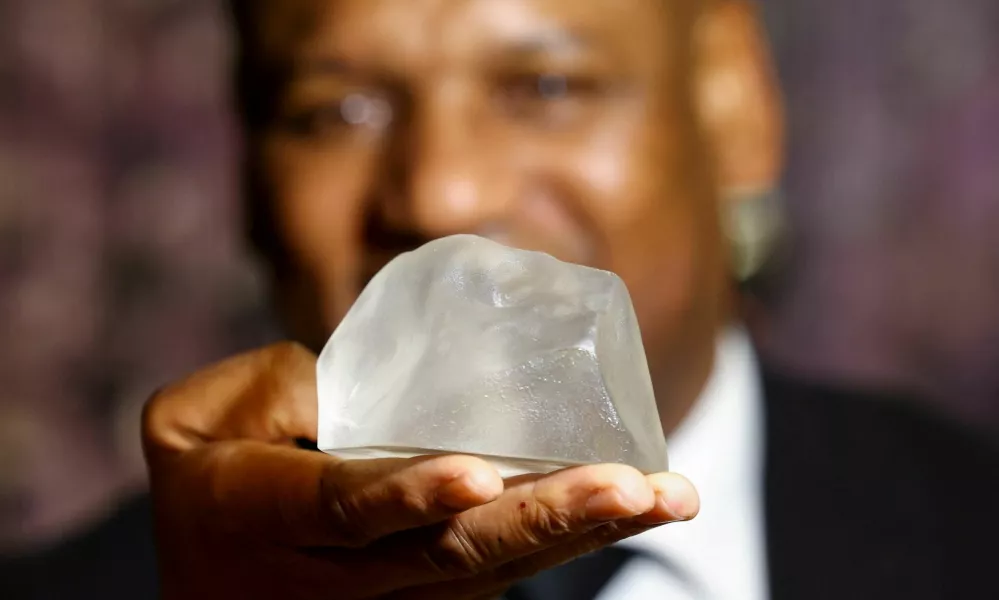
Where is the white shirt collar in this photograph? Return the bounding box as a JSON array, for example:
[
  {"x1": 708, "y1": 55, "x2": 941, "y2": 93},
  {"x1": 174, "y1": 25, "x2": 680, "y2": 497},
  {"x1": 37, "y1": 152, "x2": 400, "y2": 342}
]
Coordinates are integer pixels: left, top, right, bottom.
[{"x1": 603, "y1": 327, "x2": 770, "y2": 600}]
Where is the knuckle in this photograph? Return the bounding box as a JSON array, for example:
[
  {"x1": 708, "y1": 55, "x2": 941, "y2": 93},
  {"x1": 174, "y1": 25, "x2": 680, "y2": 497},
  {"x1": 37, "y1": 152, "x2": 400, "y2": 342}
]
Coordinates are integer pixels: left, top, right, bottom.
[
  {"x1": 422, "y1": 520, "x2": 488, "y2": 578},
  {"x1": 140, "y1": 386, "x2": 168, "y2": 437},
  {"x1": 396, "y1": 488, "x2": 432, "y2": 515},
  {"x1": 265, "y1": 341, "x2": 313, "y2": 368},
  {"x1": 318, "y1": 464, "x2": 376, "y2": 547},
  {"x1": 140, "y1": 384, "x2": 182, "y2": 453},
  {"x1": 527, "y1": 498, "x2": 577, "y2": 540}
]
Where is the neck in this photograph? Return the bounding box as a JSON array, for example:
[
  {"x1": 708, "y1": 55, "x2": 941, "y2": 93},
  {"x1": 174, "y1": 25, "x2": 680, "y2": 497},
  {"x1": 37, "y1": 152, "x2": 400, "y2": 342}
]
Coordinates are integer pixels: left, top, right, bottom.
[
  {"x1": 652, "y1": 329, "x2": 719, "y2": 438},
  {"x1": 652, "y1": 284, "x2": 737, "y2": 437}
]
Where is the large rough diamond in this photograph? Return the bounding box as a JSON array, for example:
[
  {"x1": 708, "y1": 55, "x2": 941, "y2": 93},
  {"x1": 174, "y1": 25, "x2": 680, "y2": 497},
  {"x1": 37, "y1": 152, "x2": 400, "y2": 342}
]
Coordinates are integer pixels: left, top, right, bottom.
[{"x1": 317, "y1": 234, "x2": 668, "y2": 476}]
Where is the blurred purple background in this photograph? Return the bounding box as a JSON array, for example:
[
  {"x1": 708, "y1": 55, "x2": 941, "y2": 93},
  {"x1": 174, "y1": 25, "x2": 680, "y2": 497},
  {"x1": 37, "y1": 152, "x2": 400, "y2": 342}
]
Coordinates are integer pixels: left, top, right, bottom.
[{"x1": 1, "y1": 0, "x2": 997, "y2": 553}]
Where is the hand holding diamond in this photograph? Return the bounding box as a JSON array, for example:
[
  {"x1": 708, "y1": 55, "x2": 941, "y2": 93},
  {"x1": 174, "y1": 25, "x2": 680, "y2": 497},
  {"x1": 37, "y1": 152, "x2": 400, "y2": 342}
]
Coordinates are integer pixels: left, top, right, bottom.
[{"x1": 142, "y1": 237, "x2": 698, "y2": 600}]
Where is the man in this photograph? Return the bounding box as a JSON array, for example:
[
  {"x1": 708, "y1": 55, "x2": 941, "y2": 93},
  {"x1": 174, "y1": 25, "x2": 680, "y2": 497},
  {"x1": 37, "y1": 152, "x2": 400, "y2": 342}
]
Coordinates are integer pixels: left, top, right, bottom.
[{"x1": 5, "y1": 0, "x2": 997, "y2": 598}]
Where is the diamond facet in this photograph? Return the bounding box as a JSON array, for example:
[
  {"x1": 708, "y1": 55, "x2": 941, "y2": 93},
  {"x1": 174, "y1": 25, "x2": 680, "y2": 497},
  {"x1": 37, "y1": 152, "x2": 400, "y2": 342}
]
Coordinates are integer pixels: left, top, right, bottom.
[{"x1": 317, "y1": 235, "x2": 668, "y2": 476}]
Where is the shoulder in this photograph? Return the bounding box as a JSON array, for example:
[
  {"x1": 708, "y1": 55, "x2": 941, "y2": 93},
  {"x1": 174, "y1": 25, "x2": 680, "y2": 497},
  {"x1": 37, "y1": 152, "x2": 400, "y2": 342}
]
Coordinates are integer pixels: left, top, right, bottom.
[
  {"x1": 762, "y1": 369, "x2": 998, "y2": 596},
  {"x1": 761, "y1": 368, "x2": 998, "y2": 490}
]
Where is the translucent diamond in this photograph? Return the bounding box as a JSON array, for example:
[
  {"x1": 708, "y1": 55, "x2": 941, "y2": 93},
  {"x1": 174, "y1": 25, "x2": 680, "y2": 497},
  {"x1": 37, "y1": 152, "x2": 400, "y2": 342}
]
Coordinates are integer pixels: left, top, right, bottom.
[{"x1": 316, "y1": 234, "x2": 668, "y2": 476}]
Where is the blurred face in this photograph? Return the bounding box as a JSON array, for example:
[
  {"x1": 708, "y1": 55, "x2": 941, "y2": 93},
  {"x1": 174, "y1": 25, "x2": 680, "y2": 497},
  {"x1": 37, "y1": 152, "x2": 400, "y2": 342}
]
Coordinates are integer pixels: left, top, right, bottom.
[{"x1": 242, "y1": 0, "x2": 778, "y2": 428}]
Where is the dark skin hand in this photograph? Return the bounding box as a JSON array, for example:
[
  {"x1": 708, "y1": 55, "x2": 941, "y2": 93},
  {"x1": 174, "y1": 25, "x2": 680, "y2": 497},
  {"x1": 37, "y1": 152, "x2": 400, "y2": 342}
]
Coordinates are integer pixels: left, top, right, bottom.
[{"x1": 143, "y1": 342, "x2": 699, "y2": 599}]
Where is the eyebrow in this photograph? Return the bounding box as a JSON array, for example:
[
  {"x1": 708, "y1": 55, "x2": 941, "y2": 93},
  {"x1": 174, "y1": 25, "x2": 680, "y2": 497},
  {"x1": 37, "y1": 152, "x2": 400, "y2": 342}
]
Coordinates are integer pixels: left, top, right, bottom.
[
  {"x1": 495, "y1": 30, "x2": 595, "y2": 57},
  {"x1": 287, "y1": 54, "x2": 403, "y2": 90},
  {"x1": 287, "y1": 29, "x2": 597, "y2": 82}
]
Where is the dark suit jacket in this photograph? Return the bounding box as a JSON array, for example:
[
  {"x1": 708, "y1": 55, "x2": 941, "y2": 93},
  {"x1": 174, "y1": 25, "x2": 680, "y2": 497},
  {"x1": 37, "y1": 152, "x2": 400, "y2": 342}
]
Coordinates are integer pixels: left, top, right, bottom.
[
  {"x1": 513, "y1": 372, "x2": 999, "y2": 600},
  {"x1": 3, "y1": 371, "x2": 997, "y2": 599}
]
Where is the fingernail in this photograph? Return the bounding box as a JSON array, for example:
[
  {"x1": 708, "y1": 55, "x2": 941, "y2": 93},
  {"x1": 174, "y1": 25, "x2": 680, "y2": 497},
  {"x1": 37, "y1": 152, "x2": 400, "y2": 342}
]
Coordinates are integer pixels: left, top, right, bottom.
[
  {"x1": 585, "y1": 481, "x2": 651, "y2": 521},
  {"x1": 654, "y1": 475, "x2": 698, "y2": 521}
]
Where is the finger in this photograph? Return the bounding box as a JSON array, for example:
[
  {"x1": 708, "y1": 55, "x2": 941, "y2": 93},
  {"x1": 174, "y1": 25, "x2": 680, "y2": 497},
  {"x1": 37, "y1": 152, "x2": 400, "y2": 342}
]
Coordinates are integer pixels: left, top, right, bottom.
[
  {"x1": 167, "y1": 443, "x2": 504, "y2": 547},
  {"x1": 384, "y1": 474, "x2": 699, "y2": 599},
  {"x1": 632, "y1": 473, "x2": 700, "y2": 525},
  {"x1": 465, "y1": 473, "x2": 698, "y2": 588},
  {"x1": 142, "y1": 342, "x2": 505, "y2": 547},
  {"x1": 367, "y1": 465, "x2": 692, "y2": 588},
  {"x1": 312, "y1": 453, "x2": 505, "y2": 547},
  {"x1": 143, "y1": 342, "x2": 319, "y2": 461},
  {"x1": 386, "y1": 522, "x2": 650, "y2": 600}
]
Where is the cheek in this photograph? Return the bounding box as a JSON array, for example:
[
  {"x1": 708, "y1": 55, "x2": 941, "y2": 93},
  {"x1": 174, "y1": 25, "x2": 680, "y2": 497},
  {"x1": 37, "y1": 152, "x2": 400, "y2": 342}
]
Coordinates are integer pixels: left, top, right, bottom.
[
  {"x1": 569, "y1": 130, "x2": 690, "y2": 263},
  {"x1": 262, "y1": 139, "x2": 374, "y2": 326},
  {"x1": 561, "y1": 134, "x2": 707, "y2": 345}
]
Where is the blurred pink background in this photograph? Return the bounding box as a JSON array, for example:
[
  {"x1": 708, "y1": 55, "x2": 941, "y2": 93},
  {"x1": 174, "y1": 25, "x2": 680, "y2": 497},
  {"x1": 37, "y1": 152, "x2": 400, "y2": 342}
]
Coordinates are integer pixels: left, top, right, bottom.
[{"x1": 1, "y1": 0, "x2": 997, "y2": 553}]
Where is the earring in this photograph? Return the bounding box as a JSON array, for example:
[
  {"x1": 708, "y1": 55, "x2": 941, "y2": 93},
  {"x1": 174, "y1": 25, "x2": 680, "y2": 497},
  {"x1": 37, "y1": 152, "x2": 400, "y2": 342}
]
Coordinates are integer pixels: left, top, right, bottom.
[{"x1": 723, "y1": 187, "x2": 786, "y2": 281}]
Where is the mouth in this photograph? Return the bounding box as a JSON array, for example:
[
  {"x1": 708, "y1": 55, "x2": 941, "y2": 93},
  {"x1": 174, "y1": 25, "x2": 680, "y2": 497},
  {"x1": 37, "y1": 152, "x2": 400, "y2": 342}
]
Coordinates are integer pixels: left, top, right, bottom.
[
  {"x1": 358, "y1": 192, "x2": 597, "y2": 286},
  {"x1": 360, "y1": 208, "x2": 430, "y2": 285}
]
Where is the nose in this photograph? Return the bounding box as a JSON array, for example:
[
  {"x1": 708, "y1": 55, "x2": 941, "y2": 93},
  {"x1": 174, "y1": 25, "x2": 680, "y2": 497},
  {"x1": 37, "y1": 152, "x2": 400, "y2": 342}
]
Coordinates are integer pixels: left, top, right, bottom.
[{"x1": 379, "y1": 88, "x2": 514, "y2": 238}]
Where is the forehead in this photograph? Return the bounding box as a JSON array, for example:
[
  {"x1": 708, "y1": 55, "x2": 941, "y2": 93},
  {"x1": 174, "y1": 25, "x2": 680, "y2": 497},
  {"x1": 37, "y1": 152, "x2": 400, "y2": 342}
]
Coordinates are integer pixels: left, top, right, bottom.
[{"x1": 251, "y1": 0, "x2": 681, "y2": 73}]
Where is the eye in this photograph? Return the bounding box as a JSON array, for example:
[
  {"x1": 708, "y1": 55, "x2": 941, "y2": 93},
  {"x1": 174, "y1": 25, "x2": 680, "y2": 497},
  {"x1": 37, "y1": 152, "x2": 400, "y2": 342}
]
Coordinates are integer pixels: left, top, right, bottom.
[
  {"x1": 534, "y1": 73, "x2": 570, "y2": 99},
  {"x1": 281, "y1": 93, "x2": 393, "y2": 138},
  {"x1": 503, "y1": 73, "x2": 578, "y2": 101},
  {"x1": 340, "y1": 93, "x2": 393, "y2": 128},
  {"x1": 495, "y1": 72, "x2": 603, "y2": 126}
]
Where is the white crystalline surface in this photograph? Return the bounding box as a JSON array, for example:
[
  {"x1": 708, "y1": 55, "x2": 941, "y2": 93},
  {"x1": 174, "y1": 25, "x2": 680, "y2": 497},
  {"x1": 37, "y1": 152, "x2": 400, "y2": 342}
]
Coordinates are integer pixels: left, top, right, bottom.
[{"x1": 317, "y1": 234, "x2": 668, "y2": 476}]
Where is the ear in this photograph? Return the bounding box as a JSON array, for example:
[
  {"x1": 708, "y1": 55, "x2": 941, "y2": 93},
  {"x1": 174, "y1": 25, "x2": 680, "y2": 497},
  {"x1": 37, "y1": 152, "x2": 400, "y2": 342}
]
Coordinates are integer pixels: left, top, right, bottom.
[{"x1": 692, "y1": 0, "x2": 783, "y2": 193}]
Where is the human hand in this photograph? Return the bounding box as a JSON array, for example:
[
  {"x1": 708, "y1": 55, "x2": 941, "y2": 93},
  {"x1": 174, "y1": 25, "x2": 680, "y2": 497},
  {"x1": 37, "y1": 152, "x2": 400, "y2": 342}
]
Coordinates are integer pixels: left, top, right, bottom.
[{"x1": 142, "y1": 342, "x2": 698, "y2": 599}]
